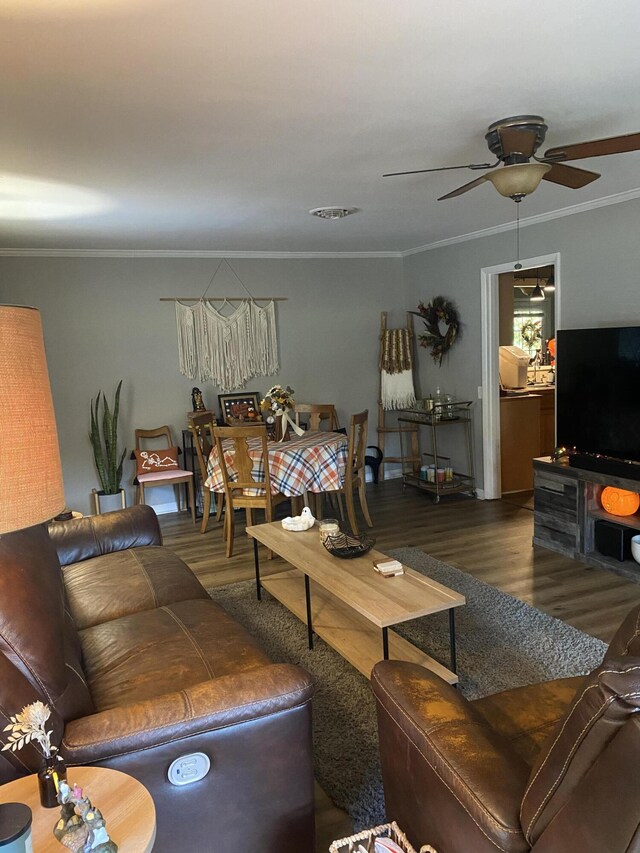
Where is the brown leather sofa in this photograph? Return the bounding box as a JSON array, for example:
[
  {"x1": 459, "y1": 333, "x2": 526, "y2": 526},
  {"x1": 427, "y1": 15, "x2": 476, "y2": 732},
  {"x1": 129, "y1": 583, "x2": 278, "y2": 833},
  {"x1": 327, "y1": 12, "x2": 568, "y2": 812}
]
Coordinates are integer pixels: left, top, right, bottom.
[
  {"x1": 372, "y1": 604, "x2": 640, "y2": 853},
  {"x1": 0, "y1": 505, "x2": 315, "y2": 852}
]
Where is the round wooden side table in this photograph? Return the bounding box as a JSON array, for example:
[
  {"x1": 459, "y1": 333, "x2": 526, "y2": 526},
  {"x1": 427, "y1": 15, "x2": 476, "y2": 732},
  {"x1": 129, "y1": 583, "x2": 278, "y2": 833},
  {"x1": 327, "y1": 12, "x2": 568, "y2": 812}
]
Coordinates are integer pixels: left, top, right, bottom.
[{"x1": 0, "y1": 766, "x2": 156, "y2": 852}]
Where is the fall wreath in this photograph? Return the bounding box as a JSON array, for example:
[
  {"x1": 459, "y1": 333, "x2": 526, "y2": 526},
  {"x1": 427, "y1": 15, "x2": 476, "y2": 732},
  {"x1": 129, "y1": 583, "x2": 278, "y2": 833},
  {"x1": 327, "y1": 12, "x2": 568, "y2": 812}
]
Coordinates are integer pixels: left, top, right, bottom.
[
  {"x1": 411, "y1": 296, "x2": 461, "y2": 365},
  {"x1": 520, "y1": 319, "x2": 542, "y2": 352}
]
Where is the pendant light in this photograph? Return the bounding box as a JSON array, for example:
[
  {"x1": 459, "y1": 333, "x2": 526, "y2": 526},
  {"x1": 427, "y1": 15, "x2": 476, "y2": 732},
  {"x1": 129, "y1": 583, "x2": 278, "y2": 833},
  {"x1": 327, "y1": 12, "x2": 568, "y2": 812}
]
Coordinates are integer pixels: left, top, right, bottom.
[{"x1": 530, "y1": 272, "x2": 545, "y2": 301}]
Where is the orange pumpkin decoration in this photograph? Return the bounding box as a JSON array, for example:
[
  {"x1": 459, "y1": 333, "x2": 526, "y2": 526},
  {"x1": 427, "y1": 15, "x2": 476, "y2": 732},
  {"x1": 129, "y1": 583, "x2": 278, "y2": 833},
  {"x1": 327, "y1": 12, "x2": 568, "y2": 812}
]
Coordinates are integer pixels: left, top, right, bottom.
[
  {"x1": 601, "y1": 486, "x2": 640, "y2": 516},
  {"x1": 547, "y1": 338, "x2": 556, "y2": 364}
]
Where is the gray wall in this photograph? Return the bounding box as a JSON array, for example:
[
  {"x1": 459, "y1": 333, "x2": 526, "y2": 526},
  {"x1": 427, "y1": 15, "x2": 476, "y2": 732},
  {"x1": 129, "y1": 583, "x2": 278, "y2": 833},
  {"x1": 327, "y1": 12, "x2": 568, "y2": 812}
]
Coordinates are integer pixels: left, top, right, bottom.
[
  {"x1": 1, "y1": 256, "x2": 403, "y2": 514},
  {"x1": 2, "y1": 195, "x2": 638, "y2": 510},
  {"x1": 403, "y1": 196, "x2": 640, "y2": 488}
]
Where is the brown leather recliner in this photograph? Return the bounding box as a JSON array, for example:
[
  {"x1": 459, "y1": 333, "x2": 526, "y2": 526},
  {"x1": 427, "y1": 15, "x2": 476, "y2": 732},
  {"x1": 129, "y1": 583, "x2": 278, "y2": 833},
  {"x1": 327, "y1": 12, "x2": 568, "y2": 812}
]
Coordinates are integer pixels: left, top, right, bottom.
[
  {"x1": 372, "y1": 605, "x2": 640, "y2": 853},
  {"x1": 0, "y1": 506, "x2": 315, "y2": 853}
]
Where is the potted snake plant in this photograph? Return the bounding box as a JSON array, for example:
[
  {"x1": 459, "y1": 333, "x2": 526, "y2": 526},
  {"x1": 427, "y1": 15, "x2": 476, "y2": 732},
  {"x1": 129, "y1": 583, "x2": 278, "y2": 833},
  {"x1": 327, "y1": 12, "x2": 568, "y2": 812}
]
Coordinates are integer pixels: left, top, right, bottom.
[{"x1": 89, "y1": 380, "x2": 127, "y2": 514}]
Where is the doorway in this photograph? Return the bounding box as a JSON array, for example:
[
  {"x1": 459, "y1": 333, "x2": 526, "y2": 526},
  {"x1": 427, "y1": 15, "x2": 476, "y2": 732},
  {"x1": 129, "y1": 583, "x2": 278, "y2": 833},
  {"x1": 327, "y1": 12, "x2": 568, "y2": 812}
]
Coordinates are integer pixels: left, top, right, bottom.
[
  {"x1": 498, "y1": 265, "x2": 556, "y2": 494},
  {"x1": 480, "y1": 252, "x2": 561, "y2": 500}
]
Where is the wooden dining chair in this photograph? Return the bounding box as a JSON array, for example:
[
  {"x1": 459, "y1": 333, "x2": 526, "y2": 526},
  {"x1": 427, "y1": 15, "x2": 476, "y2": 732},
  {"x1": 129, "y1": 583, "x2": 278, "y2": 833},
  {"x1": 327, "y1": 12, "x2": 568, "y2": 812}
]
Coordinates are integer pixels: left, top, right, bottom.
[
  {"x1": 213, "y1": 424, "x2": 287, "y2": 558},
  {"x1": 189, "y1": 413, "x2": 224, "y2": 534},
  {"x1": 293, "y1": 403, "x2": 340, "y2": 432},
  {"x1": 333, "y1": 410, "x2": 373, "y2": 535},
  {"x1": 293, "y1": 403, "x2": 343, "y2": 516},
  {"x1": 134, "y1": 426, "x2": 196, "y2": 524}
]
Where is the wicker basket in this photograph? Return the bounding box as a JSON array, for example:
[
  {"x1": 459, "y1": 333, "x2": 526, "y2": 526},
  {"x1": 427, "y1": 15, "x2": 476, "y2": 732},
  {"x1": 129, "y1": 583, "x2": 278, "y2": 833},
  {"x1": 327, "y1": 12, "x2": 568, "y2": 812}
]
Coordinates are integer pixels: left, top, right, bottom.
[
  {"x1": 329, "y1": 821, "x2": 437, "y2": 853},
  {"x1": 322, "y1": 531, "x2": 375, "y2": 559}
]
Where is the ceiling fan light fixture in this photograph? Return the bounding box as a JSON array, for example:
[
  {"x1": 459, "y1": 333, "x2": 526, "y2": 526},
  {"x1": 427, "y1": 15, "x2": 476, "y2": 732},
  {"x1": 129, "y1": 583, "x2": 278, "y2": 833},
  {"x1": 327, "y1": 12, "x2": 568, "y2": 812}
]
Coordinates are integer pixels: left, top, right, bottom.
[
  {"x1": 309, "y1": 206, "x2": 357, "y2": 220},
  {"x1": 485, "y1": 163, "x2": 551, "y2": 199}
]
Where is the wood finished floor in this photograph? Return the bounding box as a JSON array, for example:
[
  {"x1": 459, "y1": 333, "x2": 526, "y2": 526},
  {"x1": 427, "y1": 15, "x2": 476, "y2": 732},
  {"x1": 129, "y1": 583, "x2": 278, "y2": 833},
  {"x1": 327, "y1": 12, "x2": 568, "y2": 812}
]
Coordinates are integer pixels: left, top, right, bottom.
[{"x1": 158, "y1": 480, "x2": 640, "y2": 849}]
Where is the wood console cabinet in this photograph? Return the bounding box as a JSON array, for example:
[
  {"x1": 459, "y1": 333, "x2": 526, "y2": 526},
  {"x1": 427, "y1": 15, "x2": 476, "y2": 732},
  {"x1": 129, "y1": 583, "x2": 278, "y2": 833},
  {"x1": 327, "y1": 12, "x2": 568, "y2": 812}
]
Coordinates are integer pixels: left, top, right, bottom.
[{"x1": 533, "y1": 457, "x2": 640, "y2": 576}]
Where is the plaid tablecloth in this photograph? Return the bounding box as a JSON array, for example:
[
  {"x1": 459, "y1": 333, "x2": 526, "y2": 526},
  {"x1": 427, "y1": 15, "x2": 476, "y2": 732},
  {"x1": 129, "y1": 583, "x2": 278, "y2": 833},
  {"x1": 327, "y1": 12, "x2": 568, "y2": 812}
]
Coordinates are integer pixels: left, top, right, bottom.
[{"x1": 205, "y1": 430, "x2": 348, "y2": 497}]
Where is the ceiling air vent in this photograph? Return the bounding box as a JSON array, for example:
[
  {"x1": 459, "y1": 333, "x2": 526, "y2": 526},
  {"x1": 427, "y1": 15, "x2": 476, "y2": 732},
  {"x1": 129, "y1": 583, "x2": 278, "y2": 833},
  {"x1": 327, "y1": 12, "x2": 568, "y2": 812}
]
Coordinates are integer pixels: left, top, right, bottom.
[{"x1": 309, "y1": 207, "x2": 357, "y2": 220}]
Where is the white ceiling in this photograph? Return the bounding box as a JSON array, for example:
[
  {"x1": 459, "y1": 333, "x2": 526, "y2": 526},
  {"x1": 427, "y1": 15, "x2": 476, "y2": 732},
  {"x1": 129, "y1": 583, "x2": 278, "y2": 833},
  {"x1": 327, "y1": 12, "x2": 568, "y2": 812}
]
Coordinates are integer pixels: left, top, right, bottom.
[{"x1": 2, "y1": 0, "x2": 640, "y2": 253}]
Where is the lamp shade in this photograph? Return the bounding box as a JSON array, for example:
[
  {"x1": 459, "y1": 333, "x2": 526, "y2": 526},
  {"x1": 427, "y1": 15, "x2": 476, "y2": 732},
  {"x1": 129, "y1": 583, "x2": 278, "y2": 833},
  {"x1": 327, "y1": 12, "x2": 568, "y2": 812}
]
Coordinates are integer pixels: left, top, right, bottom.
[
  {"x1": 486, "y1": 163, "x2": 551, "y2": 199},
  {"x1": 0, "y1": 305, "x2": 65, "y2": 533}
]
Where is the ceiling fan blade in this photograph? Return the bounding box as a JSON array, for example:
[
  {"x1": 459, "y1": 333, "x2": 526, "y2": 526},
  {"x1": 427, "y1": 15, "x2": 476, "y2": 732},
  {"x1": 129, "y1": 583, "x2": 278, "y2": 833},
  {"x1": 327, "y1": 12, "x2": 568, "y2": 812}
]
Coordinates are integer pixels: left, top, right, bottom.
[
  {"x1": 544, "y1": 131, "x2": 640, "y2": 162},
  {"x1": 498, "y1": 127, "x2": 538, "y2": 158},
  {"x1": 542, "y1": 162, "x2": 601, "y2": 189},
  {"x1": 383, "y1": 162, "x2": 494, "y2": 178},
  {"x1": 438, "y1": 175, "x2": 488, "y2": 200}
]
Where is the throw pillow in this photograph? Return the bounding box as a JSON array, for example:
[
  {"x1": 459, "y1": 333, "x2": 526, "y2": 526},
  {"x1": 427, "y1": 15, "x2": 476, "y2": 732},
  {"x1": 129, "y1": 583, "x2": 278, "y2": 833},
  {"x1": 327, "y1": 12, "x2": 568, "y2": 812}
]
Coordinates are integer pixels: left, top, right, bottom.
[{"x1": 134, "y1": 446, "x2": 180, "y2": 476}]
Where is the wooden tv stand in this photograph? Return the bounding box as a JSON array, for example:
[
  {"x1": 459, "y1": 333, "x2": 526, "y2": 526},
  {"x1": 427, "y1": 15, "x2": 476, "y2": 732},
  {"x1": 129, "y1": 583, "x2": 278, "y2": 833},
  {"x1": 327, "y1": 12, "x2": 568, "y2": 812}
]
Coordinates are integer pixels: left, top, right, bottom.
[{"x1": 533, "y1": 457, "x2": 640, "y2": 577}]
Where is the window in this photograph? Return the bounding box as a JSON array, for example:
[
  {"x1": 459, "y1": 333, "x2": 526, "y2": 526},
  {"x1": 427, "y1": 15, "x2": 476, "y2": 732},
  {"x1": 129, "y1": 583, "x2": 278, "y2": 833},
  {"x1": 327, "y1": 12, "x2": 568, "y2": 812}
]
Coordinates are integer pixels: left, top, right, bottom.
[{"x1": 514, "y1": 310, "x2": 544, "y2": 356}]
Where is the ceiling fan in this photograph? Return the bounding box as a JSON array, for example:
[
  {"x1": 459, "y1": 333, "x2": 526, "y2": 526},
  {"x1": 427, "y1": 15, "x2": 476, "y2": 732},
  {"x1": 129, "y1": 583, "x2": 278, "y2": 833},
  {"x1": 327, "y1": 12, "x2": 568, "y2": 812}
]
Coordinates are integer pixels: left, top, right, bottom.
[{"x1": 383, "y1": 115, "x2": 640, "y2": 202}]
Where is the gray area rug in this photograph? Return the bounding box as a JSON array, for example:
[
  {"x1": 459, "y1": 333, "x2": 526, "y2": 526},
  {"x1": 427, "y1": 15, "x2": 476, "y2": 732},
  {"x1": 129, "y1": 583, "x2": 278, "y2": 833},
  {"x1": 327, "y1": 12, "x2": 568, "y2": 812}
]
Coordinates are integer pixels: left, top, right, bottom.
[{"x1": 208, "y1": 547, "x2": 607, "y2": 831}]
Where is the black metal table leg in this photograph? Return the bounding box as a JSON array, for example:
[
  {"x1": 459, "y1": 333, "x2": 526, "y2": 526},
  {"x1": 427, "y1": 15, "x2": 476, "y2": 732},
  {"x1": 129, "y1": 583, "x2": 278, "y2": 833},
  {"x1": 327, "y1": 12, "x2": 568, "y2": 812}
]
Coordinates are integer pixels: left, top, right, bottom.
[
  {"x1": 253, "y1": 538, "x2": 261, "y2": 601},
  {"x1": 382, "y1": 627, "x2": 389, "y2": 660},
  {"x1": 304, "y1": 574, "x2": 314, "y2": 650},
  {"x1": 449, "y1": 609, "x2": 457, "y2": 674}
]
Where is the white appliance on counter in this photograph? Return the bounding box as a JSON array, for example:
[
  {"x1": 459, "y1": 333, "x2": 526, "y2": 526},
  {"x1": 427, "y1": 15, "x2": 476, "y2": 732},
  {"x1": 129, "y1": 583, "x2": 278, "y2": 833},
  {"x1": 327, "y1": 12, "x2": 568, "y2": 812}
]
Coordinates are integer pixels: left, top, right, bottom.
[{"x1": 499, "y1": 345, "x2": 529, "y2": 389}]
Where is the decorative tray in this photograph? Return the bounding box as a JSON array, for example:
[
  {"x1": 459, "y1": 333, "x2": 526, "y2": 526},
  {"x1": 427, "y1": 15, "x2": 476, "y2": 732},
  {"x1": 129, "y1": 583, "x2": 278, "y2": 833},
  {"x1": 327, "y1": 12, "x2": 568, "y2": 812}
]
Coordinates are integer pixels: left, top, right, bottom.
[
  {"x1": 329, "y1": 821, "x2": 437, "y2": 853},
  {"x1": 322, "y1": 531, "x2": 375, "y2": 559}
]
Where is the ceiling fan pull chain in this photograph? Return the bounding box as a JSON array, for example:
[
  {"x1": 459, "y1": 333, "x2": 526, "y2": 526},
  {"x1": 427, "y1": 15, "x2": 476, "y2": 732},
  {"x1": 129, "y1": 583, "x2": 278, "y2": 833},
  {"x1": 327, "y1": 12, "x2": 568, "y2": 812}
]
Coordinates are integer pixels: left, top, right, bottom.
[{"x1": 514, "y1": 202, "x2": 522, "y2": 270}]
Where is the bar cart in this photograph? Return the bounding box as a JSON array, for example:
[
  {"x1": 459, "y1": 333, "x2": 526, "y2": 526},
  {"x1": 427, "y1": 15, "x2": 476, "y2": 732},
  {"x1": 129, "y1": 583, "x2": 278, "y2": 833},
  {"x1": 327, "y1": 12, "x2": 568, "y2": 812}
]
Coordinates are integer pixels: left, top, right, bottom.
[{"x1": 398, "y1": 401, "x2": 476, "y2": 502}]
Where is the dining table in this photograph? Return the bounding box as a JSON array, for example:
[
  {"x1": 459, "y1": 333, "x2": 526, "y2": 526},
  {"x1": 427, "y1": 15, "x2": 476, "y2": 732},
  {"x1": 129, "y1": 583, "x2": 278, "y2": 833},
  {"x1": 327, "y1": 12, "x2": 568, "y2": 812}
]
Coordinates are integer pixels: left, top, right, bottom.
[{"x1": 205, "y1": 429, "x2": 348, "y2": 499}]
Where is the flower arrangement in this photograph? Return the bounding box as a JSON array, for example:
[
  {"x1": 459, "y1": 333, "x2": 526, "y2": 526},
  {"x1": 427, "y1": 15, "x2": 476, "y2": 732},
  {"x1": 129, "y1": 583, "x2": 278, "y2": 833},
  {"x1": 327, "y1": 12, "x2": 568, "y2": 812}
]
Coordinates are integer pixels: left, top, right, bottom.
[
  {"x1": 2, "y1": 700, "x2": 55, "y2": 758},
  {"x1": 260, "y1": 384, "x2": 295, "y2": 416}
]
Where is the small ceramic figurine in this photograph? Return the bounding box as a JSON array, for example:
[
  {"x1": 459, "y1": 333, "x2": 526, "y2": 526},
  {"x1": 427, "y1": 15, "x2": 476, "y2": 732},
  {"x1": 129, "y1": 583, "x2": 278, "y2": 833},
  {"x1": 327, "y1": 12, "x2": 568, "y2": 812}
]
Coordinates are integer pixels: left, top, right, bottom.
[
  {"x1": 191, "y1": 387, "x2": 205, "y2": 412},
  {"x1": 55, "y1": 781, "x2": 118, "y2": 852},
  {"x1": 281, "y1": 506, "x2": 315, "y2": 531}
]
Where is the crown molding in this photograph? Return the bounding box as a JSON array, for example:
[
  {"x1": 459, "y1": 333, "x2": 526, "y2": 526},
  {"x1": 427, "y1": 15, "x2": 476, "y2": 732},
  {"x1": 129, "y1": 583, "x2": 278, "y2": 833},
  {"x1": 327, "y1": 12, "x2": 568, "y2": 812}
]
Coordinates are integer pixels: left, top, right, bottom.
[
  {"x1": 1, "y1": 186, "x2": 639, "y2": 259},
  {"x1": 401, "y1": 186, "x2": 640, "y2": 256},
  {"x1": 0, "y1": 247, "x2": 402, "y2": 259}
]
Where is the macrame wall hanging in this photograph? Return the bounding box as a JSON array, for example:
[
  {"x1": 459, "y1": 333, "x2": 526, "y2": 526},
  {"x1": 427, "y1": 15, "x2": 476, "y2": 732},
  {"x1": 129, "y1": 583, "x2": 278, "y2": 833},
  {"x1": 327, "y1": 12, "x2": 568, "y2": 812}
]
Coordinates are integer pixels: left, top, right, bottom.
[{"x1": 164, "y1": 259, "x2": 285, "y2": 392}]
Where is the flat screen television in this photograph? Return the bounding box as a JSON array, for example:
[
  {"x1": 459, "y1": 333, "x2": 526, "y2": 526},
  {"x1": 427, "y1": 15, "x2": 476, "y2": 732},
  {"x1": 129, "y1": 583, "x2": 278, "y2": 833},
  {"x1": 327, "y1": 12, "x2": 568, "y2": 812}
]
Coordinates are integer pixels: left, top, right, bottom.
[{"x1": 557, "y1": 326, "x2": 640, "y2": 467}]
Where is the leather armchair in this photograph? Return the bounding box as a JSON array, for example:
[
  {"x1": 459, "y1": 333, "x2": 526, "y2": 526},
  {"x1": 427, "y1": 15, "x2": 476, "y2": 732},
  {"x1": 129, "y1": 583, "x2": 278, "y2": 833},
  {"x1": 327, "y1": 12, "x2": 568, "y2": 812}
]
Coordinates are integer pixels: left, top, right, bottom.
[{"x1": 372, "y1": 604, "x2": 640, "y2": 853}]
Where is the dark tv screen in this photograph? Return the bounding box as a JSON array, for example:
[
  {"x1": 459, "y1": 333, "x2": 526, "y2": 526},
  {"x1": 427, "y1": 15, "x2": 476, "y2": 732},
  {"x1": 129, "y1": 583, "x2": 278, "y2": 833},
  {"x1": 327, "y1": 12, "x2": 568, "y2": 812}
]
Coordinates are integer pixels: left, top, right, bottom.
[{"x1": 557, "y1": 326, "x2": 640, "y2": 464}]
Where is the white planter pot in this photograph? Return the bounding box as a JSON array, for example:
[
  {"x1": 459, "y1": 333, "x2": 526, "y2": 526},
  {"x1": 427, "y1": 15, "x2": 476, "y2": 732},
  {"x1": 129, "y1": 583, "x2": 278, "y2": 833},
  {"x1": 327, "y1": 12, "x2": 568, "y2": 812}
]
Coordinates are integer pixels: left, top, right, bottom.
[{"x1": 92, "y1": 488, "x2": 126, "y2": 515}]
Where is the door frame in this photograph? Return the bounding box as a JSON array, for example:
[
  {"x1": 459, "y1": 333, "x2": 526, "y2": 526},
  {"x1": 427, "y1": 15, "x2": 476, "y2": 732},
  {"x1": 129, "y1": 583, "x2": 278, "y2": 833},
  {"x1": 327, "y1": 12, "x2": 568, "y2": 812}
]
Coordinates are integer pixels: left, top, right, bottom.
[{"x1": 480, "y1": 251, "x2": 561, "y2": 500}]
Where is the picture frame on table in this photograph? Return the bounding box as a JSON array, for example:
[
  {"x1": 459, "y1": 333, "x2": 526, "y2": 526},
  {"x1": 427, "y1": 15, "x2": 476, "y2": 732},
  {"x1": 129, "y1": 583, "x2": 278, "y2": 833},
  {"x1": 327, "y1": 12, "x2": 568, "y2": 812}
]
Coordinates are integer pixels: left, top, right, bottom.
[{"x1": 218, "y1": 392, "x2": 262, "y2": 425}]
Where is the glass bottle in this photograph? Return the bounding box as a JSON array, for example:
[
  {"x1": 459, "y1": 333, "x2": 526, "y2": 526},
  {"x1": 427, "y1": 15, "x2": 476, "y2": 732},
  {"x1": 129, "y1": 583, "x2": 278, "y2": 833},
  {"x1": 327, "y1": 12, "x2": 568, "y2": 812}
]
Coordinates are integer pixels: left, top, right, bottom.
[
  {"x1": 38, "y1": 752, "x2": 67, "y2": 808},
  {"x1": 443, "y1": 394, "x2": 454, "y2": 419},
  {"x1": 433, "y1": 386, "x2": 442, "y2": 421}
]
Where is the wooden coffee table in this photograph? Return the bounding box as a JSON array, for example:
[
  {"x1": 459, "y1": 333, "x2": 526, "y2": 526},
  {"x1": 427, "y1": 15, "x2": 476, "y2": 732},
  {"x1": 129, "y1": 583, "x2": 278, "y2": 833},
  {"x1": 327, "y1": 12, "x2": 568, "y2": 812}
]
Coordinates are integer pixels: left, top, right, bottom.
[{"x1": 246, "y1": 522, "x2": 465, "y2": 683}]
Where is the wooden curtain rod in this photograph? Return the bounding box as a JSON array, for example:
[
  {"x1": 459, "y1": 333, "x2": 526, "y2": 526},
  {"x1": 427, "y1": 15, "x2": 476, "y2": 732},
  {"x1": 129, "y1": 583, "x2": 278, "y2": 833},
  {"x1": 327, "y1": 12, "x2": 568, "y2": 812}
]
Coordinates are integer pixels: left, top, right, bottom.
[{"x1": 160, "y1": 297, "x2": 287, "y2": 302}]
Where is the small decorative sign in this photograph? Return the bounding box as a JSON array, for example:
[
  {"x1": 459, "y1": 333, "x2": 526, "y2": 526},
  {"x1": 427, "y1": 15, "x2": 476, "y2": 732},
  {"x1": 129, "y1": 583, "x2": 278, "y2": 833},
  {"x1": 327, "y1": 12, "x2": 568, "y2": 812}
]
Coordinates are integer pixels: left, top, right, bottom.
[{"x1": 218, "y1": 392, "x2": 261, "y2": 424}]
